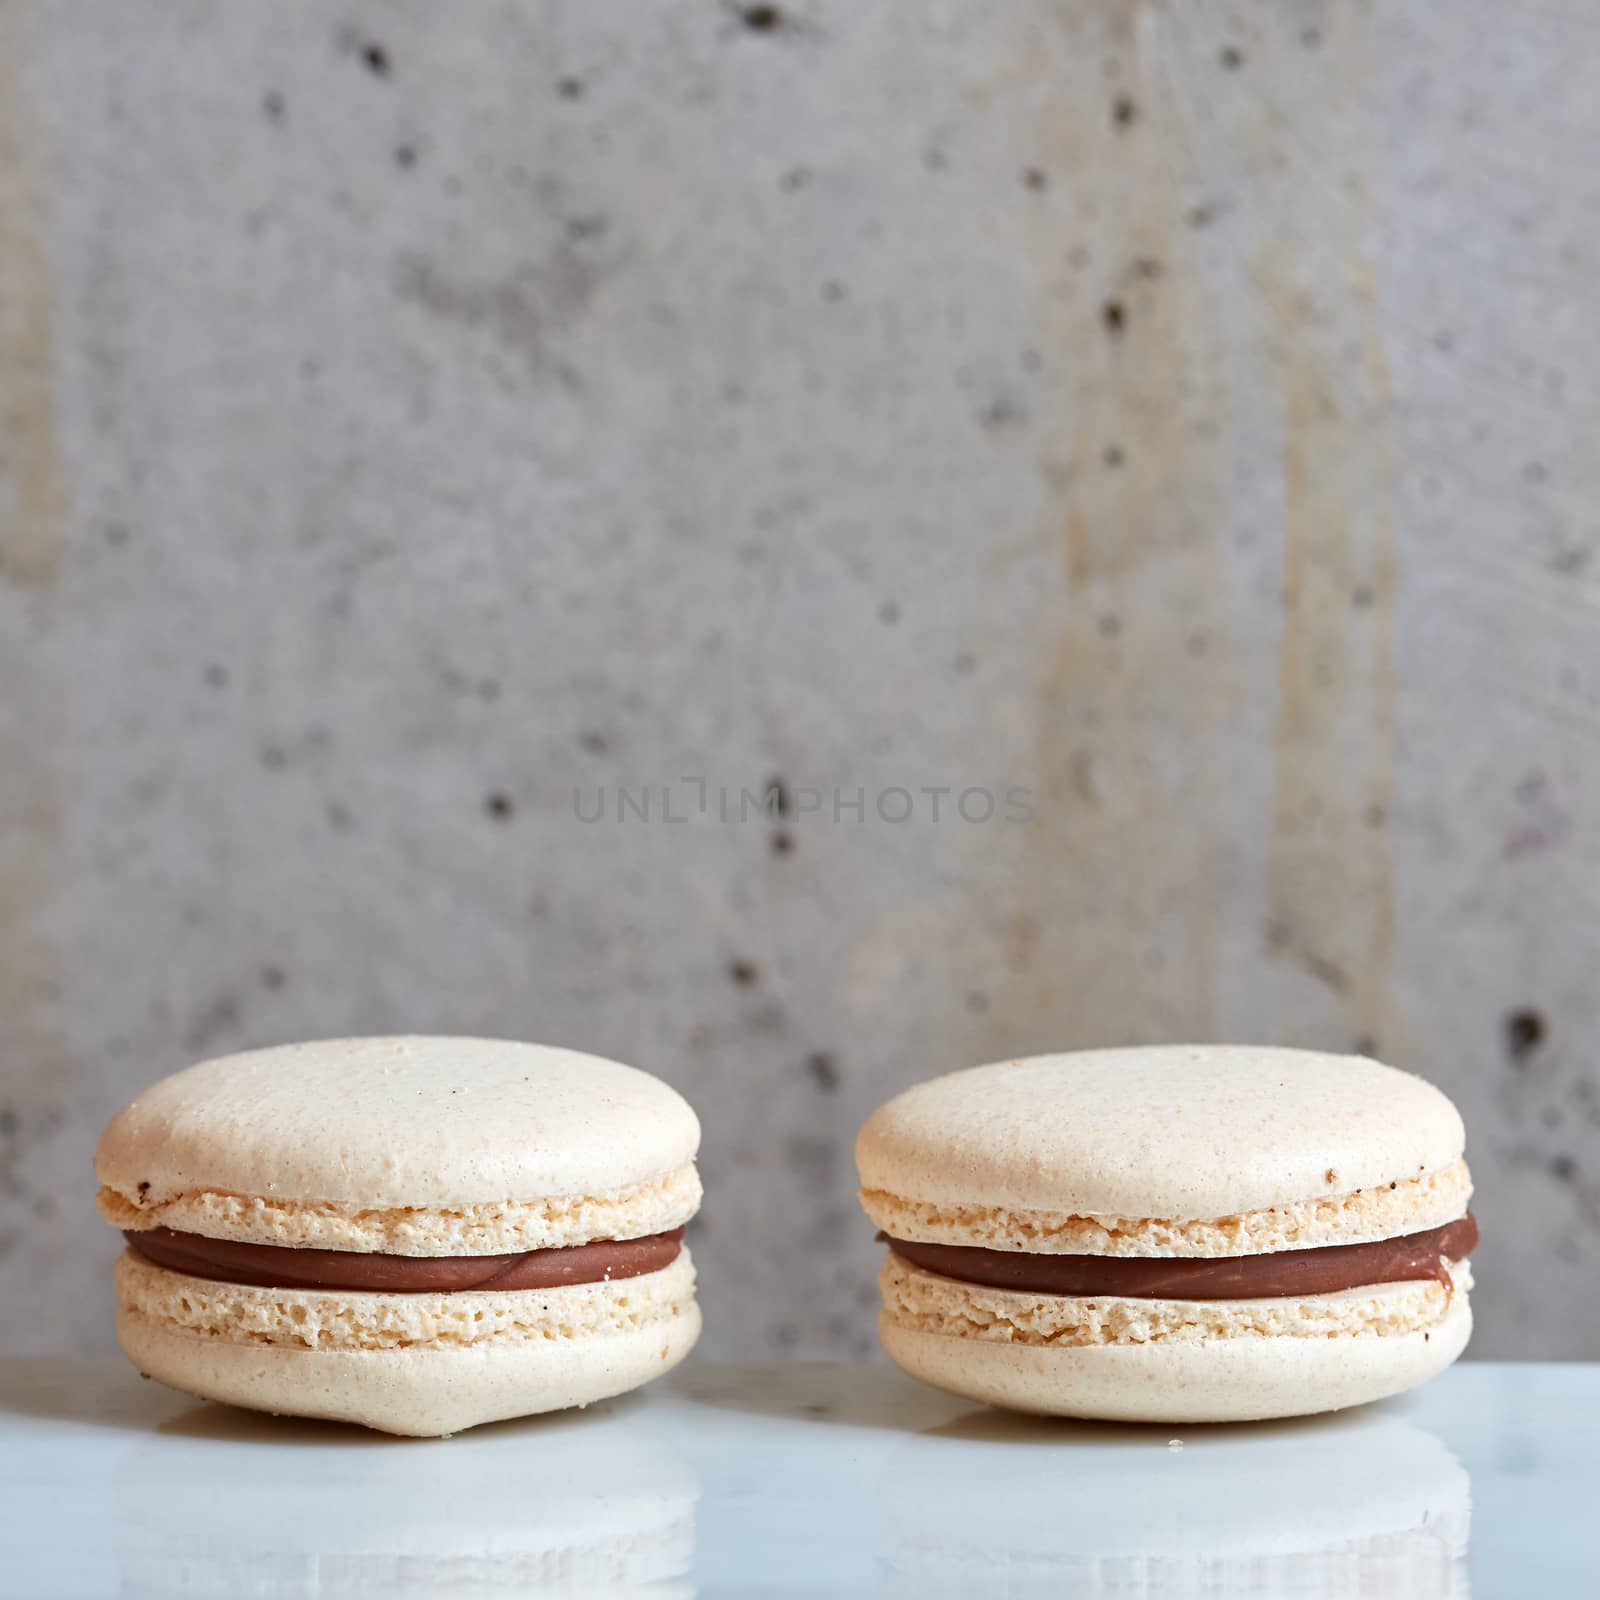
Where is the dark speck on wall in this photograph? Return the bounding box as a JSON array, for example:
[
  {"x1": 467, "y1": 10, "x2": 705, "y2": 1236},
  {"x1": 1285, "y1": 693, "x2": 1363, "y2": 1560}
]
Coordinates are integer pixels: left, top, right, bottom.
[
  {"x1": 738, "y1": 4, "x2": 784, "y2": 32},
  {"x1": 0, "y1": 1108, "x2": 15, "y2": 1138},
  {"x1": 361, "y1": 41, "x2": 391, "y2": 78},
  {"x1": 1219, "y1": 45, "x2": 1244, "y2": 70},
  {"x1": 260, "y1": 965, "x2": 287, "y2": 992},
  {"x1": 1506, "y1": 1008, "x2": 1547, "y2": 1064},
  {"x1": 262, "y1": 90, "x2": 285, "y2": 123},
  {"x1": 1102, "y1": 299, "x2": 1127, "y2": 336},
  {"x1": 1103, "y1": 444, "x2": 1125, "y2": 469},
  {"x1": 979, "y1": 395, "x2": 1023, "y2": 429},
  {"x1": 485, "y1": 791, "x2": 515, "y2": 822},
  {"x1": 260, "y1": 745, "x2": 287, "y2": 772},
  {"x1": 806, "y1": 1052, "x2": 839, "y2": 1091},
  {"x1": 557, "y1": 76, "x2": 585, "y2": 99},
  {"x1": 878, "y1": 600, "x2": 900, "y2": 624},
  {"x1": 393, "y1": 144, "x2": 417, "y2": 170},
  {"x1": 203, "y1": 663, "x2": 228, "y2": 688},
  {"x1": 728, "y1": 958, "x2": 759, "y2": 986},
  {"x1": 770, "y1": 829, "x2": 793, "y2": 856},
  {"x1": 1550, "y1": 1154, "x2": 1577, "y2": 1183},
  {"x1": 580, "y1": 731, "x2": 609, "y2": 754},
  {"x1": 1187, "y1": 203, "x2": 1216, "y2": 229},
  {"x1": 1021, "y1": 167, "x2": 1047, "y2": 192},
  {"x1": 1112, "y1": 94, "x2": 1137, "y2": 128}
]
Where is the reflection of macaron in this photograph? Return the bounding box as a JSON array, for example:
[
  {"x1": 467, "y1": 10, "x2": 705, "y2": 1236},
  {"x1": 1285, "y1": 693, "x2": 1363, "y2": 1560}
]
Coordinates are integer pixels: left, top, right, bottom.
[
  {"x1": 115, "y1": 1401, "x2": 699, "y2": 1597},
  {"x1": 857, "y1": 1046, "x2": 1477, "y2": 1422},
  {"x1": 878, "y1": 1410, "x2": 1469, "y2": 1597},
  {"x1": 97, "y1": 1036, "x2": 702, "y2": 1435}
]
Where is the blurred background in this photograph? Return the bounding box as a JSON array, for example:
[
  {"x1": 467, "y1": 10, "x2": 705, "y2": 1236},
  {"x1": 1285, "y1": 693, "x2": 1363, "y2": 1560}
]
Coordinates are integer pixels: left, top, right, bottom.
[{"x1": 2, "y1": 0, "x2": 1596, "y2": 1363}]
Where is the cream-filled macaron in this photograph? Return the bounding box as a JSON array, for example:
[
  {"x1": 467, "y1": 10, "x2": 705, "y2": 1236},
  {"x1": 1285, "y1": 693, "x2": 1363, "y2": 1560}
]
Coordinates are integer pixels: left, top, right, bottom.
[
  {"x1": 97, "y1": 1036, "x2": 702, "y2": 1436},
  {"x1": 857, "y1": 1046, "x2": 1477, "y2": 1423}
]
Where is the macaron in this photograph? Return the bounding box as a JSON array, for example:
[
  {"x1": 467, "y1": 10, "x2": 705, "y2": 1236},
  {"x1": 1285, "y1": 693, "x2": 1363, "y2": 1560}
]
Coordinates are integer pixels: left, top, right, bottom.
[
  {"x1": 856, "y1": 1045, "x2": 1477, "y2": 1422},
  {"x1": 97, "y1": 1036, "x2": 702, "y2": 1435}
]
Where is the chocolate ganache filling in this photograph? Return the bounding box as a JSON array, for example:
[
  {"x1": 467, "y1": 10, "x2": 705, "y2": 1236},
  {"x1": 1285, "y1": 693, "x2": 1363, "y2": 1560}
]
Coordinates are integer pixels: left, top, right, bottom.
[
  {"x1": 124, "y1": 1226, "x2": 684, "y2": 1293},
  {"x1": 882, "y1": 1214, "x2": 1478, "y2": 1300}
]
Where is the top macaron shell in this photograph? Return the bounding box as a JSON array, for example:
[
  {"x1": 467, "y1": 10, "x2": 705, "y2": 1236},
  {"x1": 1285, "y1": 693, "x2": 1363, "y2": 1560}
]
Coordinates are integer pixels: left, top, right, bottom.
[
  {"x1": 97, "y1": 1035, "x2": 700, "y2": 1209},
  {"x1": 856, "y1": 1045, "x2": 1464, "y2": 1219}
]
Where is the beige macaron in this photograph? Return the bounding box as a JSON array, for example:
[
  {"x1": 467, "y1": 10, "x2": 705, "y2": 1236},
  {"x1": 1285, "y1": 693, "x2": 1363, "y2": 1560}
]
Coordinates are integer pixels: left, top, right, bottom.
[
  {"x1": 857, "y1": 1045, "x2": 1477, "y2": 1423},
  {"x1": 97, "y1": 1036, "x2": 702, "y2": 1435}
]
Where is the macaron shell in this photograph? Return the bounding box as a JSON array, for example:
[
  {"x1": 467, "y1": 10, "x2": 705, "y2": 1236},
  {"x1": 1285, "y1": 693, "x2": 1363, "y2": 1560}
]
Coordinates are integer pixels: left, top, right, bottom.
[
  {"x1": 117, "y1": 1299, "x2": 703, "y2": 1436},
  {"x1": 100, "y1": 1163, "x2": 702, "y2": 1255},
  {"x1": 879, "y1": 1252, "x2": 1469, "y2": 1346},
  {"x1": 114, "y1": 1247, "x2": 698, "y2": 1352},
  {"x1": 97, "y1": 1036, "x2": 700, "y2": 1208},
  {"x1": 878, "y1": 1292, "x2": 1472, "y2": 1423},
  {"x1": 862, "y1": 1159, "x2": 1472, "y2": 1257},
  {"x1": 857, "y1": 1046, "x2": 1465, "y2": 1219}
]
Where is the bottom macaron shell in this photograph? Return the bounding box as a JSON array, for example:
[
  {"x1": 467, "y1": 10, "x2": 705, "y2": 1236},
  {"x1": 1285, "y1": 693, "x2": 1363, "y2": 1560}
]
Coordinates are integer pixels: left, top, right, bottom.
[
  {"x1": 878, "y1": 1292, "x2": 1471, "y2": 1423},
  {"x1": 117, "y1": 1301, "x2": 702, "y2": 1436}
]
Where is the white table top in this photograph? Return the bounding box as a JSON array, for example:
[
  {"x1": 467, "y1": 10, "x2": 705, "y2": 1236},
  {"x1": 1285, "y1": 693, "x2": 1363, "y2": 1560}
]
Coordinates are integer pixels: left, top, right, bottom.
[{"x1": 1, "y1": 1357, "x2": 1592, "y2": 1596}]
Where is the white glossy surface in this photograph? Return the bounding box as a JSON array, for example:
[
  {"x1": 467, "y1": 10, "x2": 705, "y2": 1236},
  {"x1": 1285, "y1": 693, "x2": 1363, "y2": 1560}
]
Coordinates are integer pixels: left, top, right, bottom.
[{"x1": 1, "y1": 1358, "x2": 1592, "y2": 1596}]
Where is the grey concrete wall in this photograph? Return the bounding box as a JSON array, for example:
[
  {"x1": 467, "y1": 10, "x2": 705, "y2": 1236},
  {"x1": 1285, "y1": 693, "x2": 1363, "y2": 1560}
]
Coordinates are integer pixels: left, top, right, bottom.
[{"x1": 2, "y1": 0, "x2": 1597, "y2": 1361}]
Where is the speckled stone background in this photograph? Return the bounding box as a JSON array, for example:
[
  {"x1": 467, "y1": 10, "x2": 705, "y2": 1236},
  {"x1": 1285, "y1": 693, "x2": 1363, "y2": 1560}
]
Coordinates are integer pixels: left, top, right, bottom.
[{"x1": 2, "y1": 0, "x2": 1597, "y2": 1361}]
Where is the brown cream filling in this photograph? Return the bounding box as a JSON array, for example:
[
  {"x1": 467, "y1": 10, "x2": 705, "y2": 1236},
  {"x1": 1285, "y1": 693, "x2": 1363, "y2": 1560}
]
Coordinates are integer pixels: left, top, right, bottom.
[
  {"x1": 882, "y1": 1214, "x2": 1478, "y2": 1300},
  {"x1": 124, "y1": 1226, "x2": 684, "y2": 1293}
]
